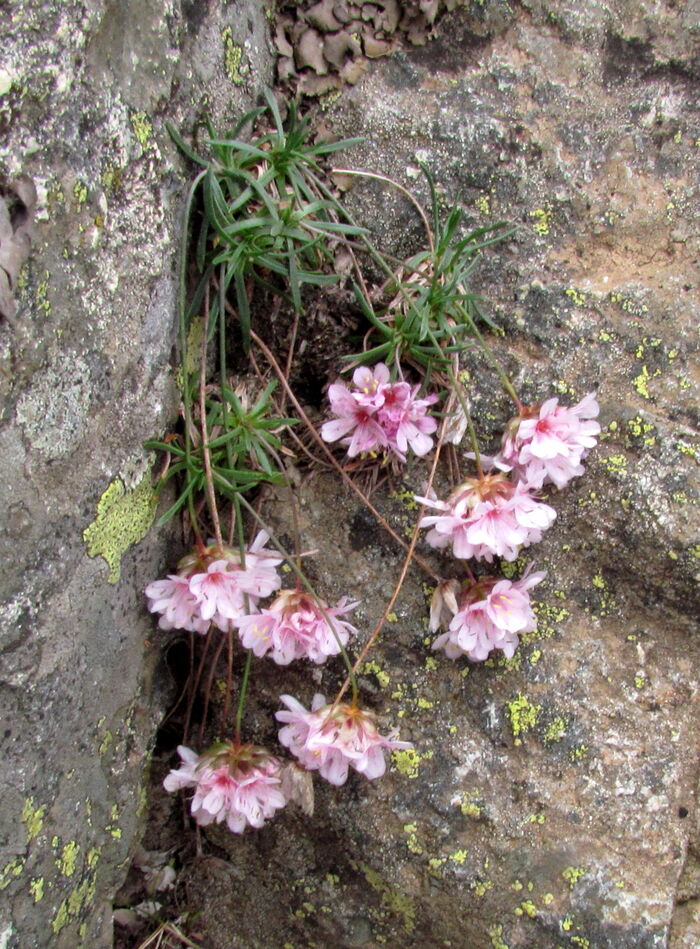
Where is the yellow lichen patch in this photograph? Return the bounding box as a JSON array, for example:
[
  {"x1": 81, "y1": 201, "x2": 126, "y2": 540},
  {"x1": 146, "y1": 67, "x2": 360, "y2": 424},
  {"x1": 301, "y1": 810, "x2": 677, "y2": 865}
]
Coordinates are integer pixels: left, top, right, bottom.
[
  {"x1": 30, "y1": 877, "x2": 44, "y2": 901},
  {"x1": 530, "y1": 207, "x2": 552, "y2": 235},
  {"x1": 544, "y1": 716, "x2": 567, "y2": 744},
  {"x1": 515, "y1": 899, "x2": 537, "y2": 917},
  {"x1": 83, "y1": 472, "x2": 157, "y2": 583},
  {"x1": 489, "y1": 924, "x2": 511, "y2": 949},
  {"x1": 0, "y1": 857, "x2": 25, "y2": 890},
  {"x1": 51, "y1": 870, "x2": 97, "y2": 934},
  {"x1": 391, "y1": 747, "x2": 432, "y2": 778},
  {"x1": 389, "y1": 488, "x2": 418, "y2": 511},
  {"x1": 472, "y1": 879, "x2": 493, "y2": 896},
  {"x1": 21, "y1": 798, "x2": 47, "y2": 842},
  {"x1": 222, "y1": 27, "x2": 248, "y2": 85},
  {"x1": 632, "y1": 365, "x2": 661, "y2": 400},
  {"x1": 355, "y1": 862, "x2": 415, "y2": 934},
  {"x1": 449, "y1": 849, "x2": 468, "y2": 864},
  {"x1": 458, "y1": 792, "x2": 483, "y2": 819},
  {"x1": 361, "y1": 660, "x2": 390, "y2": 688},
  {"x1": 601, "y1": 454, "x2": 627, "y2": 477},
  {"x1": 130, "y1": 111, "x2": 153, "y2": 149},
  {"x1": 475, "y1": 193, "x2": 491, "y2": 215},
  {"x1": 562, "y1": 866, "x2": 587, "y2": 889},
  {"x1": 506, "y1": 694, "x2": 541, "y2": 745},
  {"x1": 57, "y1": 841, "x2": 80, "y2": 877},
  {"x1": 565, "y1": 288, "x2": 586, "y2": 306},
  {"x1": 402, "y1": 823, "x2": 423, "y2": 855}
]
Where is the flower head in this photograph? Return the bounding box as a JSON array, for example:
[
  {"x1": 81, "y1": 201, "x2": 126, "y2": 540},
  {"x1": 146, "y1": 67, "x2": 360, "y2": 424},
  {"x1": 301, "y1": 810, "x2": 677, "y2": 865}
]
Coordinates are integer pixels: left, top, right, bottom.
[
  {"x1": 163, "y1": 742, "x2": 286, "y2": 833},
  {"x1": 432, "y1": 566, "x2": 545, "y2": 661},
  {"x1": 144, "y1": 574, "x2": 211, "y2": 635},
  {"x1": 416, "y1": 473, "x2": 556, "y2": 562},
  {"x1": 321, "y1": 363, "x2": 437, "y2": 462},
  {"x1": 145, "y1": 531, "x2": 283, "y2": 634},
  {"x1": 276, "y1": 694, "x2": 411, "y2": 786},
  {"x1": 497, "y1": 393, "x2": 601, "y2": 489},
  {"x1": 235, "y1": 590, "x2": 358, "y2": 665}
]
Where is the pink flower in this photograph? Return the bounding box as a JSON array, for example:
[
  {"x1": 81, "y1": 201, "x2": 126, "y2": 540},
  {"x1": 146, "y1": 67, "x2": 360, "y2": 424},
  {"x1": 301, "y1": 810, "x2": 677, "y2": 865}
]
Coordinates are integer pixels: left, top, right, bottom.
[
  {"x1": 417, "y1": 473, "x2": 556, "y2": 562},
  {"x1": 145, "y1": 532, "x2": 283, "y2": 634},
  {"x1": 276, "y1": 694, "x2": 411, "y2": 786},
  {"x1": 321, "y1": 362, "x2": 437, "y2": 462},
  {"x1": 163, "y1": 742, "x2": 286, "y2": 833},
  {"x1": 144, "y1": 575, "x2": 211, "y2": 634},
  {"x1": 497, "y1": 393, "x2": 601, "y2": 489},
  {"x1": 235, "y1": 590, "x2": 358, "y2": 665},
  {"x1": 432, "y1": 567, "x2": 545, "y2": 661}
]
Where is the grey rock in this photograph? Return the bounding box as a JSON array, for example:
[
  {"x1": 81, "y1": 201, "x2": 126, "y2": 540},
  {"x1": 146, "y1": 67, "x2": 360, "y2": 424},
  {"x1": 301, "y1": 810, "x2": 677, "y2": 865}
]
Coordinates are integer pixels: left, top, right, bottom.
[{"x1": 0, "y1": 0, "x2": 274, "y2": 946}]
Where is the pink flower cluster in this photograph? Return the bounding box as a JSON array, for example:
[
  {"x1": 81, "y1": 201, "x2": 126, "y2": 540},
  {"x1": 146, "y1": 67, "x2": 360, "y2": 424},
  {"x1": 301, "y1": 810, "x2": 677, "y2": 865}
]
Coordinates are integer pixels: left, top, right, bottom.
[
  {"x1": 276, "y1": 693, "x2": 411, "y2": 786},
  {"x1": 164, "y1": 742, "x2": 286, "y2": 833},
  {"x1": 431, "y1": 567, "x2": 545, "y2": 661},
  {"x1": 235, "y1": 590, "x2": 358, "y2": 665},
  {"x1": 144, "y1": 531, "x2": 283, "y2": 634},
  {"x1": 496, "y1": 393, "x2": 601, "y2": 490},
  {"x1": 417, "y1": 473, "x2": 556, "y2": 563},
  {"x1": 321, "y1": 363, "x2": 438, "y2": 462}
]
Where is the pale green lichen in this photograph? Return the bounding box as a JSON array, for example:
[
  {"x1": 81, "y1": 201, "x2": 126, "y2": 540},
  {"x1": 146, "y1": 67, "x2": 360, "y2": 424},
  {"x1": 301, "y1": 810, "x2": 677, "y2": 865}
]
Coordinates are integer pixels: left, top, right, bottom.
[
  {"x1": 507, "y1": 694, "x2": 540, "y2": 745},
  {"x1": 222, "y1": 27, "x2": 249, "y2": 85},
  {"x1": 391, "y1": 747, "x2": 432, "y2": 778},
  {"x1": 402, "y1": 823, "x2": 422, "y2": 855},
  {"x1": 355, "y1": 862, "x2": 415, "y2": 934},
  {"x1": 475, "y1": 193, "x2": 491, "y2": 214},
  {"x1": 130, "y1": 111, "x2": 153, "y2": 149},
  {"x1": 565, "y1": 288, "x2": 586, "y2": 306},
  {"x1": 29, "y1": 877, "x2": 44, "y2": 902},
  {"x1": 515, "y1": 899, "x2": 537, "y2": 917},
  {"x1": 562, "y1": 866, "x2": 587, "y2": 888},
  {"x1": 57, "y1": 841, "x2": 80, "y2": 877},
  {"x1": 361, "y1": 660, "x2": 390, "y2": 688},
  {"x1": 83, "y1": 473, "x2": 156, "y2": 583},
  {"x1": 489, "y1": 924, "x2": 510, "y2": 949},
  {"x1": 530, "y1": 207, "x2": 552, "y2": 235},
  {"x1": 21, "y1": 798, "x2": 47, "y2": 842},
  {"x1": 0, "y1": 857, "x2": 25, "y2": 889},
  {"x1": 544, "y1": 716, "x2": 567, "y2": 744}
]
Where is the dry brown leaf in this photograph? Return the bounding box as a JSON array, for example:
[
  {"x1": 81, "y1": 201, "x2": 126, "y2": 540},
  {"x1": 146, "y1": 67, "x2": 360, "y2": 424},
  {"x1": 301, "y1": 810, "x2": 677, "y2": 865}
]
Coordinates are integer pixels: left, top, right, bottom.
[
  {"x1": 277, "y1": 56, "x2": 297, "y2": 82},
  {"x1": 332, "y1": 1, "x2": 353, "y2": 24},
  {"x1": 306, "y1": 0, "x2": 343, "y2": 32},
  {"x1": 419, "y1": 0, "x2": 440, "y2": 24},
  {"x1": 295, "y1": 27, "x2": 329, "y2": 73},
  {"x1": 361, "y1": 3, "x2": 381, "y2": 23},
  {"x1": 273, "y1": 23, "x2": 294, "y2": 58},
  {"x1": 362, "y1": 33, "x2": 394, "y2": 57},
  {"x1": 377, "y1": 0, "x2": 401, "y2": 32},
  {"x1": 331, "y1": 170, "x2": 358, "y2": 191},
  {"x1": 323, "y1": 30, "x2": 362, "y2": 68},
  {"x1": 340, "y1": 56, "x2": 368, "y2": 84},
  {"x1": 298, "y1": 72, "x2": 342, "y2": 96}
]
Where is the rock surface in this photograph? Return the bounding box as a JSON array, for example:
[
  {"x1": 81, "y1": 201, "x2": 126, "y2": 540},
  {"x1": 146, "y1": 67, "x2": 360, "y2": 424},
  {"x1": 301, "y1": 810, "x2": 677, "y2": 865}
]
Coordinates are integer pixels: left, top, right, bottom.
[
  {"x1": 139, "y1": 2, "x2": 699, "y2": 949},
  {"x1": 0, "y1": 1, "x2": 273, "y2": 946}
]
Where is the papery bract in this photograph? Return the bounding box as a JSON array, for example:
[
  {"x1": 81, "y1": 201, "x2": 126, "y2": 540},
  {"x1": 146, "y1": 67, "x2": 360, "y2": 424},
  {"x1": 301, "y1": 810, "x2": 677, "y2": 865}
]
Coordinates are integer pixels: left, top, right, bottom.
[
  {"x1": 235, "y1": 590, "x2": 358, "y2": 665},
  {"x1": 416, "y1": 473, "x2": 556, "y2": 562},
  {"x1": 497, "y1": 393, "x2": 601, "y2": 489},
  {"x1": 276, "y1": 694, "x2": 411, "y2": 786},
  {"x1": 432, "y1": 567, "x2": 545, "y2": 661},
  {"x1": 163, "y1": 742, "x2": 286, "y2": 833}
]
